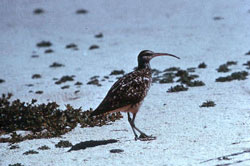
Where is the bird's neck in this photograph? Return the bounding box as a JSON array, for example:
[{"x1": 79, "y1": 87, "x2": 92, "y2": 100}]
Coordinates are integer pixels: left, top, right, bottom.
[{"x1": 138, "y1": 62, "x2": 151, "y2": 70}]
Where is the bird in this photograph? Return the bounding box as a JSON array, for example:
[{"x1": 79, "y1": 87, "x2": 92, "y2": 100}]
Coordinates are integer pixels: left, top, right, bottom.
[{"x1": 90, "y1": 50, "x2": 180, "y2": 141}]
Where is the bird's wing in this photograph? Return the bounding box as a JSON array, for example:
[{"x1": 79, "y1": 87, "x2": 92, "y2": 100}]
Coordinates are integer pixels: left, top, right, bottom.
[{"x1": 92, "y1": 71, "x2": 149, "y2": 116}]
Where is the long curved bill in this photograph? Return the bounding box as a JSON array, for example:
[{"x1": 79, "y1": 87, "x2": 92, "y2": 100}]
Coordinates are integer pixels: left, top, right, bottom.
[{"x1": 153, "y1": 53, "x2": 180, "y2": 59}]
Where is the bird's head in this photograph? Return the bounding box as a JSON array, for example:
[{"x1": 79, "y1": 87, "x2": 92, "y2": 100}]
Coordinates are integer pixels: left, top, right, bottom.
[{"x1": 137, "y1": 50, "x2": 180, "y2": 69}]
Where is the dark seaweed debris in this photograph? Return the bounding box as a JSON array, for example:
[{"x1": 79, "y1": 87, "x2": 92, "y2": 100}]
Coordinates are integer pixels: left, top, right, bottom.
[
  {"x1": 95, "y1": 33, "x2": 103, "y2": 38},
  {"x1": 87, "y1": 79, "x2": 101, "y2": 86},
  {"x1": 36, "y1": 41, "x2": 52, "y2": 47},
  {"x1": 55, "y1": 140, "x2": 72, "y2": 148},
  {"x1": 50, "y1": 62, "x2": 65, "y2": 68},
  {"x1": 31, "y1": 54, "x2": 39, "y2": 58},
  {"x1": 76, "y1": 9, "x2": 88, "y2": 14},
  {"x1": 245, "y1": 50, "x2": 250, "y2": 55},
  {"x1": 164, "y1": 67, "x2": 180, "y2": 72},
  {"x1": 200, "y1": 101, "x2": 216, "y2": 107},
  {"x1": 176, "y1": 70, "x2": 199, "y2": 84},
  {"x1": 32, "y1": 74, "x2": 41, "y2": 79},
  {"x1": 217, "y1": 64, "x2": 230, "y2": 72},
  {"x1": 8, "y1": 163, "x2": 24, "y2": 166},
  {"x1": 216, "y1": 71, "x2": 248, "y2": 82},
  {"x1": 35, "y1": 91, "x2": 43, "y2": 94},
  {"x1": 0, "y1": 79, "x2": 5, "y2": 84},
  {"x1": 187, "y1": 80, "x2": 205, "y2": 87},
  {"x1": 33, "y1": 8, "x2": 44, "y2": 14},
  {"x1": 55, "y1": 75, "x2": 75, "y2": 84},
  {"x1": 10, "y1": 144, "x2": 19, "y2": 149},
  {"x1": 213, "y1": 16, "x2": 224, "y2": 20},
  {"x1": 38, "y1": 145, "x2": 50, "y2": 150},
  {"x1": 110, "y1": 70, "x2": 125, "y2": 75},
  {"x1": 23, "y1": 150, "x2": 39, "y2": 155},
  {"x1": 44, "y1": 49, "x2": 54, "y2": 54},
  {"x1": 89, "y1": 45, "x2": 99, "y2": 50},
  {"x1": 61, "y1": 85, "x2": 70, "y2": 89},
  {"x1": 167, "y1": 84, "x2": 188, "y2": 93},
  {"x1": 243, "y1": 61, "x2": 250, "y2": 69},
  {"x1": 198, "y1": 62, "x2": 207, "y2": 68},
  {"x1": 110, "y1": 149, "x2": 124, "y2": 153},
  {"x1": 0, "y1": 93, "x2": 122, "y2": 143},
  {"x1": 66, "y1": 43, "x2": 78, "y2": 50},
  {"x1": 158, "y1": 73, "x2": 175, "y2": 84},
  {"x1": 75, "y1": 81, "x2": 83, "y2": 86},
  {"x1": 226, "y1": 61, "x2": 237, "y2": 66},
  {"x1": 217, "y1": 61, "x2": 237, "y2": 73}
]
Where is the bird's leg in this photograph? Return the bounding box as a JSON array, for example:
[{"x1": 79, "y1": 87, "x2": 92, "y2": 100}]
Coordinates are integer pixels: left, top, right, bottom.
[
  {"x1": 127, "y1": 112, "x2": 138, "y2": 140},
  {"x1": 131, "y1": 113, "x2": 156, "y2": 141}
]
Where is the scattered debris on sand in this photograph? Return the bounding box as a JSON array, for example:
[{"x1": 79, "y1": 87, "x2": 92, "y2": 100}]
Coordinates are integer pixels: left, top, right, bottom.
[
  {"x1": 36, "y1": 41, "x2": 52, "y2": 47},
  {"x1": 0, "y1": 93, "x2": 122, "y2": 143},
  {"x1": 110, "y1": 70, "x2": 125, "y2": 75},
  {"x1": 38, "y1": 145, "x2": 50, "y2": 150},
  {"x1": 33, "y1": 8, "x2": 44, "y2": 15},
  {"x1": 167, "y1": 84, "x2": 188, "y2": 93},
  {"x1": 216, "y1": 71, "x2": 248, "y2": 82},
  {"x1": 110, "y1": 149, "x2": 124, "y2": 153},
  {"x1": 66, "y1": 43, "x2": 78, "y2": 50},
  {"x1": 55, "y1": 140, "x2": 72, "y2": 148},
  {"x1": 95, "y1": 33, "x2": 103, "y2": 38},
  {"x1": 23, "y1": 150, "x2": 39, "y2": 155},
  {"x1": 0, "y1": 79, "x2": 5, "y2": 84},
  {"x1": 76, "y1": 9, "x2": 88, "y2": 14},
  {"x1": 32, "y1": 74, "x2": 41, "y2": 79},
  {"x1": 55, "y1": 75, "x2": 75, "y2": 84},
  {"x1": 198, "y1": 62, "x2": 207, "y2": 68},
  {"x1": 213, "y1": 16, "x2": 224, "y2": 20},
  {"x1": 89, "y1": 45, "x2": 99, "y2": 50},
  {"x1": 200, "y1": 101, "x2": 216, "y2": 107},
  {"x1": 44, "y1": 49, "x2": 54, "y2": 54},
  {"x1": 49, "y1": 62, "x2": 65, "y2": 68}
]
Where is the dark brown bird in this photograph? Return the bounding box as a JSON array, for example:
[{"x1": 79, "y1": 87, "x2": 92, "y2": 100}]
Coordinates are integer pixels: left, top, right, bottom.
[{"x1": 90, "y1": 50, "x2": 180, "y2": 141}]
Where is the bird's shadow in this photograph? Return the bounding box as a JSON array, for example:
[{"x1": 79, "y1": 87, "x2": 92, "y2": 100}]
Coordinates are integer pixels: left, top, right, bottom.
[{"x1": 68, "y1": 139, "x2": 119, "y2": 152}]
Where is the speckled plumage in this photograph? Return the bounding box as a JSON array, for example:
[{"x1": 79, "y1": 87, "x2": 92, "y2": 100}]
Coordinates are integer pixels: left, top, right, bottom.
[{"x1": 91, "y1": 68, "x2": 152, "y2": 116}]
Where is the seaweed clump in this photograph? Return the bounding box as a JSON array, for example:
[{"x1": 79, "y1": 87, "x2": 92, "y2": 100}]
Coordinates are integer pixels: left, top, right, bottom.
[
  {"x1": 200, "y1": 101, "x2": 216, "y2": 107},
  {"x1": 198, "y1": 62, "x2": 207, "y2": 68},
  {"x1": 110, "y1": 70, "x2": 125, "y2": 75},
  {"x1": 216, "y1": 61, "x2": 237, "y2": 73},
  {"x1": 245, "y1": 50, "x2": 250, "y2": 56},
  {"x1": 0, "y1": 93, "x2": 122, "y2": 143},
  {"x1": 89, "y1": 45, "x2": 99, "y2": 50},
  {"x1": 33, "y1": 8, "x2": 44, "y2": 15},
  {"x1": 38, "y1": 145, "x2": 50, "y2": 150},
  {"x1": 167, "y1": 85, "x2": 188, "y2": 93},
  {"x1": 66, "y1": 43, "x2": 78, "y2": 50},
  {"x1": 87, "y1": 76, "x2": 102, "y2": 86},
  {"x1": 55, "y1": 140, "x2": 72, "y2": 148},
  {"x1": 216, "y1": 71, "x2": 248, "y2": 82},
  {"x1": 243, "y1": 61, "x2": 250, "y2": 69},
  {"x1": 50, "y1": 62, "x2": 65, "y2": 68},
  {"x1": 55, "y1": 75, "x2": 75, "y2": 84},
  {"x1": 8, "y1": 163, "x2": 24, "y2": 166},
  {"x1": 36, "y1": 41, "x2": 52, "y2": 47},
  {"x1": 76, "y1": 9, "x2": 88, "y2": 14},
  {"x1": 23, "y1": 150, "x2": 39, "y2": 155},
  {"x1": 32, "y1": 74, "x2": 41, "y2": 79},
  {"x1": 217, "y1": 64, "x2": 230, "y2": 72},
  {"x1": 0, "y1": 79, "x2": 5, "y2": 84}
]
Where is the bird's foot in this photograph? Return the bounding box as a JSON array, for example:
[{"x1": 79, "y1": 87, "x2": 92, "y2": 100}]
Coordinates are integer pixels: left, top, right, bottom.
[{"x1": 138, "y1": 133, "x2": 156, "y2": 141}]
